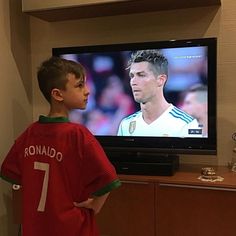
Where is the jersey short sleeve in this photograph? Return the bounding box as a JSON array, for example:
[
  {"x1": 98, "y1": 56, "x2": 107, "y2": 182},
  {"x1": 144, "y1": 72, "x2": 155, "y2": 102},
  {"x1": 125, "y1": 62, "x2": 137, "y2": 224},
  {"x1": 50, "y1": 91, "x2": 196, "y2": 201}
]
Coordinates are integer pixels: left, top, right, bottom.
[{"x1": 1, "y1": 141, "x2": 22, "y2": 184}]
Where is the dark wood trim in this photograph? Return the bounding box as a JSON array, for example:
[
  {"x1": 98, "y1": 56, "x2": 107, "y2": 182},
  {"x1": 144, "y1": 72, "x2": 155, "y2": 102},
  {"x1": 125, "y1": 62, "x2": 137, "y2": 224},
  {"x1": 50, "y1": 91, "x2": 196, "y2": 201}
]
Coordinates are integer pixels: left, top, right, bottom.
[{"x1": 24, "y1": 0, "x2": 221, "y2": 22}]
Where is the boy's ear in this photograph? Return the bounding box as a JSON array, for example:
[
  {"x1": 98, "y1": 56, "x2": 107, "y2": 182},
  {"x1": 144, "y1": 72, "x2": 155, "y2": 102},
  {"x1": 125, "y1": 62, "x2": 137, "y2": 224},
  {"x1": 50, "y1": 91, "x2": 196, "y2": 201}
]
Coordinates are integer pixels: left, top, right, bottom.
[{"x1": 51, "y1": 88, "x2": 63, "y2": 102}]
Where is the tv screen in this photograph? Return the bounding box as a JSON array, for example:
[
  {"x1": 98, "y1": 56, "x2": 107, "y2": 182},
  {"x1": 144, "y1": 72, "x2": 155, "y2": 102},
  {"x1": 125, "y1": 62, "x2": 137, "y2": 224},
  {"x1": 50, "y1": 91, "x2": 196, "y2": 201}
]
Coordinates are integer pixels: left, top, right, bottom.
[{"x1": 52, "y1": 37, "x2": 217, "y2": 174}]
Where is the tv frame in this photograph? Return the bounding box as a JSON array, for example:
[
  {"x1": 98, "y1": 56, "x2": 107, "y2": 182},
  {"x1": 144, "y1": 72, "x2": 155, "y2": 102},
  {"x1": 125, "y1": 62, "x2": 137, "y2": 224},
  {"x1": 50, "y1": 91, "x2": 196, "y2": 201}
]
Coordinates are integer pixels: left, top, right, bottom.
[{"x1": 52, "y1": 37, "x2": 217, "y2": 168}]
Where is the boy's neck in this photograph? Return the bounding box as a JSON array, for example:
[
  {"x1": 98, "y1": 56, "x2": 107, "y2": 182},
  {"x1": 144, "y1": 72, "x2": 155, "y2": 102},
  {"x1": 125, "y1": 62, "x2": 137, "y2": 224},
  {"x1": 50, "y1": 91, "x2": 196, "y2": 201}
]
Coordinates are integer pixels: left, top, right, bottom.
[
  {"x1": 48, "y1": 100, "x2": 70, "y2": 118},
  {"x1": 48, "y1": 112, "x2": 68, "y2": 118},
  {"x1": 48, "y1": 107, "x2": 69, "y2": 118}
]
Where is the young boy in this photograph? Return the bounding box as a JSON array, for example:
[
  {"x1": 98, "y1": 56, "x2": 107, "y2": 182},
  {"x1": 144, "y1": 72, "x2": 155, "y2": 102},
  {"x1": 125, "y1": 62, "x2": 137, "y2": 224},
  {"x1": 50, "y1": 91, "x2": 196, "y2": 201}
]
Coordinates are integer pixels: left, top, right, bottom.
[{"x1": 0, "y1": 57, "x2": 121, "y2": 236}]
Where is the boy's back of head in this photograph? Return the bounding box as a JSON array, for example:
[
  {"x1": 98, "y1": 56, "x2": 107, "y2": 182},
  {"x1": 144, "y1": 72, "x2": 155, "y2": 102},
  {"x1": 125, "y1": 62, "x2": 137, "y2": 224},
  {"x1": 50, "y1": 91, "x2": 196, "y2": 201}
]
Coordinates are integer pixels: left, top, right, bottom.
[{"x1": 37, "y1": 57, "x2": 86, "y2": 103}]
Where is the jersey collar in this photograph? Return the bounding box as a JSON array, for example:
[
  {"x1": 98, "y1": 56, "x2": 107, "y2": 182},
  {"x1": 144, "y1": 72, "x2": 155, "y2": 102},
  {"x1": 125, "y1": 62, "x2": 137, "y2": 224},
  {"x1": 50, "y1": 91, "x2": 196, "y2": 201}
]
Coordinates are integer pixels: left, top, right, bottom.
[{"x1": 39, "y1": 115, "x2": 69, "y2": 123}]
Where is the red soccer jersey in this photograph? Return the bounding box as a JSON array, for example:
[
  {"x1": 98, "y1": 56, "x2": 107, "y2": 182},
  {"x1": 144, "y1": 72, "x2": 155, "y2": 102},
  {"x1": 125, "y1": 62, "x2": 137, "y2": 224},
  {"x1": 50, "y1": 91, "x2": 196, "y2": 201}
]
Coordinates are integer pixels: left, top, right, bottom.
[{"x1": 1, "y1": 116, "x2": 121, "y2": 236}]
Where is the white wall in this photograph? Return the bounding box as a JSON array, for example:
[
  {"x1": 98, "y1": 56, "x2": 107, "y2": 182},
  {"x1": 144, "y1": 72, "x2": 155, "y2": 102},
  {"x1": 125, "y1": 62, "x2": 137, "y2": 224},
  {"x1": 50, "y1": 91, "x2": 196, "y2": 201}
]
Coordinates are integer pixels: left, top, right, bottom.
[{"x1": 0, "y1": 1, "x2": 32, "y2": 235}]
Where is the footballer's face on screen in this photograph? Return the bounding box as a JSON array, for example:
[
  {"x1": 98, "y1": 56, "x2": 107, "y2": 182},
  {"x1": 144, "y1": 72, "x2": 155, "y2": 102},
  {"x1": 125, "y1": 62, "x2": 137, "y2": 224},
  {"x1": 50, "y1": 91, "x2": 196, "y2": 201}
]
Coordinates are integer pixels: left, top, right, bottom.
[{"x1": 129, "y1": 61, "x2": 160, "y2": 104}]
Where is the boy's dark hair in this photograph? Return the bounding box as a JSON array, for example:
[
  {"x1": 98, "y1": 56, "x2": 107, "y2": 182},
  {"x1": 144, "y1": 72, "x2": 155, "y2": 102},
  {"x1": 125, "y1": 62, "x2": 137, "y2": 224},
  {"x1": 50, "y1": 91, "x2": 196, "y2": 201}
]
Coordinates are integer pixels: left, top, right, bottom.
[
  {"x1": 128, "y1": 49, "x2": 168, "y2": 76},
  {"x1": 37, "y1": 56, "x2": 86, "y2": 103}
]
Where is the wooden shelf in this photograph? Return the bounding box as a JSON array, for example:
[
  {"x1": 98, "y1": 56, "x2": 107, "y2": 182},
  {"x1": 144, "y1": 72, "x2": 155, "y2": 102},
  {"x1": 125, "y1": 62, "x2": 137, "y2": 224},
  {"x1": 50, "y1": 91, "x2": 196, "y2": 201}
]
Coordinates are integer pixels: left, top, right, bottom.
[
  {"x1": 118, "y1": 165, "x2": 236, "y2": 189},
  {"x1": 23, "y1": 0, "x2": 221, "y2": 22}
]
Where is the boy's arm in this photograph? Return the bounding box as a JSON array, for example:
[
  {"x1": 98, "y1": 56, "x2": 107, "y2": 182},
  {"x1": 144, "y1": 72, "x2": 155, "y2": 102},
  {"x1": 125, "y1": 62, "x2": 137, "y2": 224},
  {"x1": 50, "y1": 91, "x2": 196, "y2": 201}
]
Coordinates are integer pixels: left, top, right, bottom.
[{"x1": 74, "y1": 193, "x2": 110, "y2": 214}]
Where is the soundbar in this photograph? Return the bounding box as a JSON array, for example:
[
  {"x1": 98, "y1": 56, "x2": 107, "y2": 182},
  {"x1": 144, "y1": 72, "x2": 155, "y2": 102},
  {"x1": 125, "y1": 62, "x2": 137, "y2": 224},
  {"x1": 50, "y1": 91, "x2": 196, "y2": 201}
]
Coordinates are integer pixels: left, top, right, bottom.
[{"x1": 110, "y1": 154, "x2": 179, "y2": 176}]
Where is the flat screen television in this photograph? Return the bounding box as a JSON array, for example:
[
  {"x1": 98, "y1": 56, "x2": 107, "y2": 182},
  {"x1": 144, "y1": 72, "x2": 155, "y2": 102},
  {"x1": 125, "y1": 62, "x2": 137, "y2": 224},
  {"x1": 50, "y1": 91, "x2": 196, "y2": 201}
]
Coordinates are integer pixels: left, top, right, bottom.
[{"x1": 52, "y1": 37, "x2": 217, "y2": 175}]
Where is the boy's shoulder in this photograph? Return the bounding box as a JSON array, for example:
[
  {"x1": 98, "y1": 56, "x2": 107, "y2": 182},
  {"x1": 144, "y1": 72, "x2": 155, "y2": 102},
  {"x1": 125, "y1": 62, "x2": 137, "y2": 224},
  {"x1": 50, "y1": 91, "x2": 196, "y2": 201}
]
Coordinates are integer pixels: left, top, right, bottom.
[{"x1": 19, "y1": 120, "x2": 92, "y2": 140}]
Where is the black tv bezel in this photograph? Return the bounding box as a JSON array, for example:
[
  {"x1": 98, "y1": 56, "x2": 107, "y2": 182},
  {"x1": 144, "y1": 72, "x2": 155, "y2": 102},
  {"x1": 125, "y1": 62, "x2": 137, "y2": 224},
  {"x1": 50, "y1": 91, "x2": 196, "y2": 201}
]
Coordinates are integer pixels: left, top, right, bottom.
[{"x1": 52, "y1": 37, "x2": 217, "y2": 156}]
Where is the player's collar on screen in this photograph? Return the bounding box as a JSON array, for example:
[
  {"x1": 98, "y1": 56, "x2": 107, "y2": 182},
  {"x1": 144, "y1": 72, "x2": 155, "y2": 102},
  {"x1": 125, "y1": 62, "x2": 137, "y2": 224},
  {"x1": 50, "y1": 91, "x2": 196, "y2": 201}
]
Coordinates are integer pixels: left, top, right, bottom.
[{"x1": 38, "y1": 115, "x2": 69, "y2": 123}]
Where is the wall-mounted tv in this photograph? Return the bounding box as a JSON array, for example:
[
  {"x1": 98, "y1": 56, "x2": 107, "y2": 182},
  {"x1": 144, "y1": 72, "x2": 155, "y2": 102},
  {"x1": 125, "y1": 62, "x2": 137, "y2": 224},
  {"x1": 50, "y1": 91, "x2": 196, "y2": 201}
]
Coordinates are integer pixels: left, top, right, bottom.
[{"x1": 52, "y1": 37, "x2": 217, "y2": 175}]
